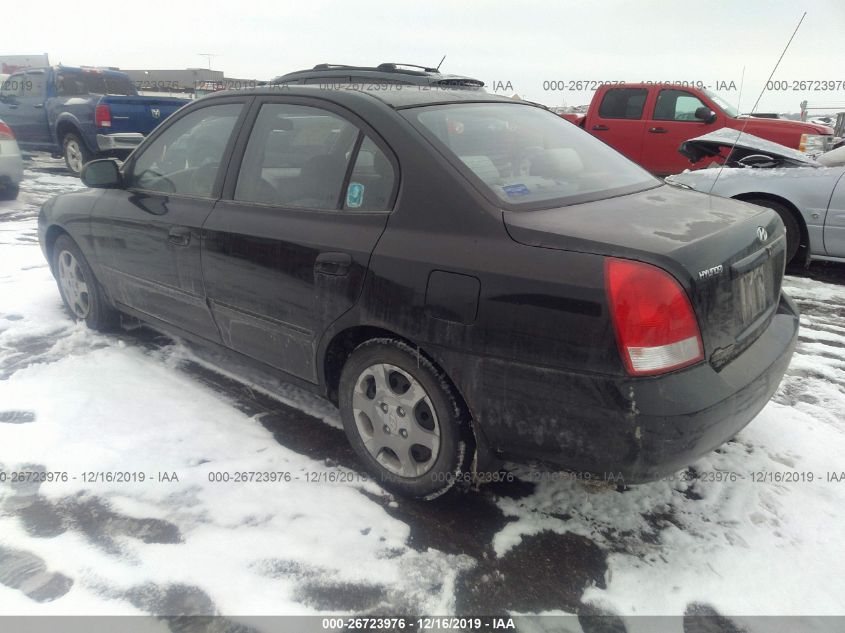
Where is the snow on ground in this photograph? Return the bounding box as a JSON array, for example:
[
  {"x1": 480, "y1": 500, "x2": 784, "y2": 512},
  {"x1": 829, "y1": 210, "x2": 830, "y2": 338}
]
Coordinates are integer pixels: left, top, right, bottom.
[{"x1": 0, "y1": 155, "x2": 843, "y2": 627}]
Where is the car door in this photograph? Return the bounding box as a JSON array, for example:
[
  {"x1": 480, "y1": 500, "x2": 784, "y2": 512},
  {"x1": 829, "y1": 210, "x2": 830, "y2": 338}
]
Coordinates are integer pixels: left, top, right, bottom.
[
  {"x1": 644, "y1": 88, "x2": 715, "y2": 175},
  {"x1": 588, "y1": 87, "x2": 648, "y2": 165},
  {"x1": 93, "y1": 98, "x2": 249, "y2": 341},
  {"x1": 202, "y1": 98, "x2": 396, "y2": 382},
  {"x1": 824, "y1": 171, "x2": 845, "y2": 257},
  {"x1": 19, "y1": 69, "x2": 51, "y2": 146}
]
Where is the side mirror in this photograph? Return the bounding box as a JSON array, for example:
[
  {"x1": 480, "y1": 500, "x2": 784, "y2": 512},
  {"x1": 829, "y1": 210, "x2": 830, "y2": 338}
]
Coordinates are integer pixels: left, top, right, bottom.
[
  {"x1": 695, "y1": 106, "x2": 717, "y2": 124},
  {"x1": 81, "y1": 159, "x2": 122, "y2": 189}
]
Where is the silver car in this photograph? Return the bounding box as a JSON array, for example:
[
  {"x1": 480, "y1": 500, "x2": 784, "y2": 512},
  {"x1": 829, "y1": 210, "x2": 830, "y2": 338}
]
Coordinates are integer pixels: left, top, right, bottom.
[
  {"x1": 0, "y1": 117, "x2": 23, "y2": 201},
  {"x1": 666, "y1": 128, "x2": 845, "y2": 265}
]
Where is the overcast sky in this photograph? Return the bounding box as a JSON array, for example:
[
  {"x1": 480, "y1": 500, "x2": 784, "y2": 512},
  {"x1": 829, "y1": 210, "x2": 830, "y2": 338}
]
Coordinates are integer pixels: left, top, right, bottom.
[{"x1": 7, "y1": 0, "x2": 845, "y2": 112}]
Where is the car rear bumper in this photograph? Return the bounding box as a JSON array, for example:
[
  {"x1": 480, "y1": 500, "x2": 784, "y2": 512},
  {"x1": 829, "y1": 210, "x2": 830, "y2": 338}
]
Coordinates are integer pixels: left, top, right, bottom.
[
  {"x1": 448, "y1": 291, "x2": 799, "y2": 484},
  {"x1": 97, "y1": 133, "x2": 145, "y2": 152}
]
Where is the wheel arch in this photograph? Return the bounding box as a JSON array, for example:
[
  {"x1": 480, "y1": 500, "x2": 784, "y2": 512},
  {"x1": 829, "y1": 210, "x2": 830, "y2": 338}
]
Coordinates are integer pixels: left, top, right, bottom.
[
  {"x1": 43, "y1": 224, "x2": 71, "y2": 272},
  {"x1": 732, "y1": 191, "x2": 809, "y2": 254},
  {"x1": 55, "y1": 119, "x2": 90, "y2": 151},
  {"x1": 321, "y1": 325, "x2": 491, "y2": 467}
]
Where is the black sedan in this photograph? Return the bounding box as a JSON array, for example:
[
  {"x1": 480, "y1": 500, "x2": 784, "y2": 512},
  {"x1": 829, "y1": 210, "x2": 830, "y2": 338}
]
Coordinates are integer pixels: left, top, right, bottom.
[{"x1": 38, "y1": 86, "x2": 799, "y2": 498}]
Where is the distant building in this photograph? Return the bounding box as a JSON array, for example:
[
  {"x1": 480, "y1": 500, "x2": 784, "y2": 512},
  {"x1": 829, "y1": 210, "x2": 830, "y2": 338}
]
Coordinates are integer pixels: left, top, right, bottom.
[{"x1": 0, "y1": 53, "x2": 50, "y2": 74}]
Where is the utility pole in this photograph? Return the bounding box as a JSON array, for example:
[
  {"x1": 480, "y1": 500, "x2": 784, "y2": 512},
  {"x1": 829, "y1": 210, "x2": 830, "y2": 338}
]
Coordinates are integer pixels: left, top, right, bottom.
[{"x1": 197, "y1": 53, "x2": 218, "y2": 70}]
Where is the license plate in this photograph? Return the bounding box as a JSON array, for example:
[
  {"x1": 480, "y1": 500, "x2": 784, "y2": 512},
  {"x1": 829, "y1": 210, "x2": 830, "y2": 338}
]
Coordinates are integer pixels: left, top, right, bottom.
[{"x1": 737, "y1": 265, "x2": 772, "y2": 324}]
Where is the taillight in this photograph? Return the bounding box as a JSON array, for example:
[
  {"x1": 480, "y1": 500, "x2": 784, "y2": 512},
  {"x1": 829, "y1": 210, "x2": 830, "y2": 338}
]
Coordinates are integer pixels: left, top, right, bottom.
[
  {"x1": 0, "y1": 121, "x2": 14, "y2": 140},
  {"x1": 605, "y1": 258, "x2": 704, "y2": 376},
  {"x1": 95, "y1": 104, "x2": 112, "y2": 128}
]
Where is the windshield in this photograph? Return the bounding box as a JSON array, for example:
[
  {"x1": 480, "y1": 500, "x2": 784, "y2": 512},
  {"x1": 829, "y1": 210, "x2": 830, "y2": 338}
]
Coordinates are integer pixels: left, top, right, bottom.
[
  {"x1": 404, "y1": 103, "x2": 658, "y2": 209},
  {"x1": 703, "y1": 89, "x2": 739, "y2": 118}
]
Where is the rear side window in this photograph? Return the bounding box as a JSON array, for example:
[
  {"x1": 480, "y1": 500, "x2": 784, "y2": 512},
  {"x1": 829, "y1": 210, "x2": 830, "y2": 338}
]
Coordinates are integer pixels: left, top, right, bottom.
[
  {"x1": 344, "y1": 137, "x2": 395, "y2": 212},
  {"x1": 0, "y1": 73, "x2": 26, "y2": 97},
  {"x1": 127, "y1": 103, "x2": 243, "y2": 197},
  {"x1": 597, "y1": 88, "x2": 648, "y2": 120},
  {"x1": 653, "y1": 89, "x2": 707, "y2": 121},
  {"x1": 234, "y1": 103, "x2": 359, "y2": 210}
]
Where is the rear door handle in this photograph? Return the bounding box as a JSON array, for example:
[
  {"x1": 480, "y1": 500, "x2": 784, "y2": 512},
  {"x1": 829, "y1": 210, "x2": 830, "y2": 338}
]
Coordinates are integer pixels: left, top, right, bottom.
[
  {"x1": 33, "y1": 103, "x2": 44, "y2": 109},
  {"x1": 648, "y1": 127, "x2": 668, "y2": 133},
  {"x1": 592, "y1": 124, "x2": 609, "y2": 131},
  {"x1": 167, "y1": 227, "x2": 191, "y2": 246},
  {"x1": 315, "y1": 251, "x2": 352, "y2": 276}
]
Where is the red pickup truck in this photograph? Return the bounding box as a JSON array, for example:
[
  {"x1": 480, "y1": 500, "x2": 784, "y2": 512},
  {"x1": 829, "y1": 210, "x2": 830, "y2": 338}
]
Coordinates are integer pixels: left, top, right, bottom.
[{"x1": 561, "y1": 83, "x2": 834, "y2": 176}]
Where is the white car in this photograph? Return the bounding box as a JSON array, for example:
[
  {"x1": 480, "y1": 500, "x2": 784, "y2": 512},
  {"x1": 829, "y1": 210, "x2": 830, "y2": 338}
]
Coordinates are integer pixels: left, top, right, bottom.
[
  {"x1": 0, "y1": 117, "x2": 23, "y2": 200},
  {"x1": 667, "y1": 128, "x2": 845, "y2": 265}
]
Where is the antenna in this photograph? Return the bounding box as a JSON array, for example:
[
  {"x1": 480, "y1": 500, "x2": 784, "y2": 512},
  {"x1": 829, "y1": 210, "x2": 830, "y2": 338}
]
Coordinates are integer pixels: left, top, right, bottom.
[
  {"x1": 709, "y1": 12, "x2": 807, "y2": 193},
  {"x1": 436, "y1": 55, "x2": 446, "y2": 71}
]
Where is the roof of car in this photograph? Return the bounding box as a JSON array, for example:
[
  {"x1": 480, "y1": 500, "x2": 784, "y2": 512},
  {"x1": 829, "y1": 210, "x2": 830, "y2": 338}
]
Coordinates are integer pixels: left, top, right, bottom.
[
  {"x1": 205, "y1": 84, "x2": 528, "y2": 110},
  {"x1": 271, "y1": 63, "x2": 485, "y2": 88}
]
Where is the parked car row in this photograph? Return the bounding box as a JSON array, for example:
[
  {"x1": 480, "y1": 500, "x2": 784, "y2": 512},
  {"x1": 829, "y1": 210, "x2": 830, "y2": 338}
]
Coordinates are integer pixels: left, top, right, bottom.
[
  {"x1": 38, "y1": 83, "x2": 799, "y2": 498},
  {"x1": 0, "y1": 66, "x2": 188, "y2": 174}
]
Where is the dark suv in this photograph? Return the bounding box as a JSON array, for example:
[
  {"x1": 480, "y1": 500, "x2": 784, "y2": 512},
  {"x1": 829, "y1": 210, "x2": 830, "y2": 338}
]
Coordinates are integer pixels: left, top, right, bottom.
[
  {"x1": 38, "y1": 86, "x2": 798, "y2": 499},
  {"x1": 271, "y1": 63, "x2": 485, "y2": 90}
]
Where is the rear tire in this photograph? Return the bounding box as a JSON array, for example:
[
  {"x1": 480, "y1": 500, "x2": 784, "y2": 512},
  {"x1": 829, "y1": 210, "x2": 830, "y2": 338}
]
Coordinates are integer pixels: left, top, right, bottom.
[
  {"x1": 0, "y1": 183, "x2": 18, "y2": 201},
  {"x1": 62, "y1": 132, "x2": 91, "y2": 176},
  {"x1": 744, "y1": 198, "x2": 800, "y2": 264},
  {"x1": 52, "y1": 235, "x2": 119, "y2": 330},
  {"x1": 339, "y1": 338, "x2": 466, "y2": 499}
]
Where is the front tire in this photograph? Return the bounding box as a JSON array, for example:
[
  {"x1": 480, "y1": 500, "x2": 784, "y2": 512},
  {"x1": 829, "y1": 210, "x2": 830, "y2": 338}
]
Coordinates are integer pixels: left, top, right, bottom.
[
  {"x1": 62, "y1": 132, "x2": 91, "y2": 176},
  {"x1": 52, "y1": 235, "x2": 119, "y2": 330},
  {"x1": 744, "y1": 198, "x2": 800, "y2": 264},
  {"x1": 339, "y1": 339, "x2": 466, "y2": 499}
]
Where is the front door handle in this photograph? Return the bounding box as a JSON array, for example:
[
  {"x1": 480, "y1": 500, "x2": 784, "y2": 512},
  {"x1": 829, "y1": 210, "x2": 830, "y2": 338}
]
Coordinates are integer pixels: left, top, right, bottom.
[
  {"x1": 167, "y1": 227, "x2": 191, "y2": 246},
  {"x1": 315, "y1": 251, "x2": 352, "y2": 276},
  {"x1": 648, "y1": 127, "x2": 668, "y2": 133},
  {"x1": 592, "y1": 124, "x2": 609, "y2": 131}
]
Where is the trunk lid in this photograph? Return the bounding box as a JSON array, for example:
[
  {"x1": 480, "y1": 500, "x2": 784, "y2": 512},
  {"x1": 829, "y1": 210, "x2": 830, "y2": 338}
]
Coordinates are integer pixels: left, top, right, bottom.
[
  {"x1": 98, "y1": 95, "x2": 189, "y2": 136},
  {"x1": 503, "y1": 185, "x2": 787, "y2": 367}
]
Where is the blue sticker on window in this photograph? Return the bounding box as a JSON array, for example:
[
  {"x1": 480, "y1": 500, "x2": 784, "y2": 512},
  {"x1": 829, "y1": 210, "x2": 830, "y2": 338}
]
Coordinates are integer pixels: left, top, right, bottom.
[
  {"x1": 502, "y1": 183, "x2": 530, "y2": 197},
  {"x1": 347, "y1": 182, "x2": 365, "y2": 208}
]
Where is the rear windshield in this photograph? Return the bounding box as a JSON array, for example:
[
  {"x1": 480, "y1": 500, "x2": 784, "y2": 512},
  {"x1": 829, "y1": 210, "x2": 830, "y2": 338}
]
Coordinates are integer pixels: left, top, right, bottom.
[
  {"x1": 404, "y1": 103, "x2": 658, "y2": 209},
  {"x1": 57, "y1": 71, "x2": 136, "y2": 96}
]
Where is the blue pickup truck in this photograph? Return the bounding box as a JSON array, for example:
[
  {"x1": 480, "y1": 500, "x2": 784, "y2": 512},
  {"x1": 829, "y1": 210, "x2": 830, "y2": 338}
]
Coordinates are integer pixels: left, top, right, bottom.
[{"x1": 0, "y1": 66, "x2": 189, "y2": 174}]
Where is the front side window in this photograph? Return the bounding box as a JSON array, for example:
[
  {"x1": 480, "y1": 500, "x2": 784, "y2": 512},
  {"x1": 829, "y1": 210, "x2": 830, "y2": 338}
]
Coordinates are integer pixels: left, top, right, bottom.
[
  {"x1": 127, "y1": 103, "x2": 243, "y2": 197},
  {"x1": 653, "y1": 89, "x2": 707, "y2": 121},
  {"x1": 597, "y1": 88, "x2": 648, "y2": 120},
  {"x1": 23, "y1": 71, "x2": 46, "y2": 99},
  {"x1": 406, "y1": 103, "x2": 658, "y2": 208},
  {"x1": 235, "y1": 103, "x2": 359, "y2": 209}
]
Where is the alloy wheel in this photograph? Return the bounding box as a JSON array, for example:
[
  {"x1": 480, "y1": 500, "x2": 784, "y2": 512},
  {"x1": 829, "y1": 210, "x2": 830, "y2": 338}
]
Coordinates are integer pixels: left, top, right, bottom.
[
  {"x1": 65, "y1": 139, "x2": 84, "y2": 174},
  {"x1": 57, "y1": 250, "x2": 90, "y2": 318}
]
